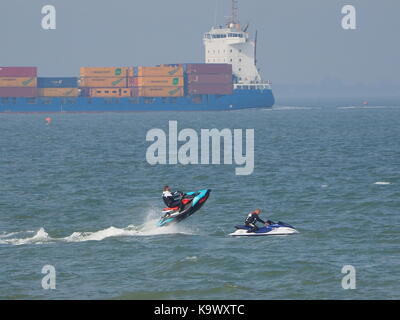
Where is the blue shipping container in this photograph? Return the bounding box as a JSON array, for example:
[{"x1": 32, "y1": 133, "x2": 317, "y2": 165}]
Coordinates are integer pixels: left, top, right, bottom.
[{"x1": 37, "y1": 77, "x2": 78, "y2": 88}]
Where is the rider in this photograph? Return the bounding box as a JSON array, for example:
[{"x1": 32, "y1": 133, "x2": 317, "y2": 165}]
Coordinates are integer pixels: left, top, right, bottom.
[
  {"x1": 162, "y1": 186, "x2": 184, "y2": 210},
  {"x1": 244, "y1": 209, "x2": 273, "y2": 233}
]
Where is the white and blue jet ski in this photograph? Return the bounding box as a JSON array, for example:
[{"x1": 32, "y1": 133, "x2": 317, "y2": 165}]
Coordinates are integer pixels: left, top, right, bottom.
[{"x1": 229, "y1": 221, "x2": 299, "y2": 237}]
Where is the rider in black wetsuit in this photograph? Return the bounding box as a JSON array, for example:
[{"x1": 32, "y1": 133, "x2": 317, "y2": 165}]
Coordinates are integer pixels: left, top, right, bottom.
[
  {"x1": 162, "y1": 186, "x2": 184, "y2": 209},
  {"x1": 244, "y1": 209, "x2": 272, "y2": 233}
]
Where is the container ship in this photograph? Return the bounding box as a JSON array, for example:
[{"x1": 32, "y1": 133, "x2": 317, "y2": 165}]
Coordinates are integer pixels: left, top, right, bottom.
[{"x1": 0, "y1": 1, "x2": 274, "y2": 113}]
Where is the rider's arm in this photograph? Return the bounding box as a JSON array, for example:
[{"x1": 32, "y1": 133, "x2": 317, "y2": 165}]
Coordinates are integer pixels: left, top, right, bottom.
[
  {"x1": 256, "y1": 216, "x2": 266, "y2": 224},
  {"x1": 172, "y1": 191, "x2": 183, "y2": 200}
]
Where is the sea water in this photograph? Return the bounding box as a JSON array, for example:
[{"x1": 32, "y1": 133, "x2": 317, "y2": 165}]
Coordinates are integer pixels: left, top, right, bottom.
[{"x1": 0, "y1": 105, "x2": 399, "y2": 299}]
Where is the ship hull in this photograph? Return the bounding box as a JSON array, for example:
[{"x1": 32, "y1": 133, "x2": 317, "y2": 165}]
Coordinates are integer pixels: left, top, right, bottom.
[{"x1": 0, "y1": 88, "x2": 274, "y2": 113}]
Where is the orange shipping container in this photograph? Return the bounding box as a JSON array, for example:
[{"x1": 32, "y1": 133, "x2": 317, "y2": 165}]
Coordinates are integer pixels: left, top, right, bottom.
[
  {"x1": 132, "y1": 86, "x2": 184, "y2": 97},
  {"x1": 129, "y1": 76, "x2": 183, "y2": 87},
  {"x1": 90, "y1": 88, "x2": 132, "y2": 97},
  {"x1": 137, "y1": 66, "x2": 183, "y2": 77},
  {"x1": 80, "y1": 77, "x2": 127, "y2": 88},
  {"x1": 80, "y1": 67, "x2": 134, "y2": 77},
  {"x1": 38, "y1": 88, "x2": 80, "y2": 97},
  {"x1": 0, "y1": 77, "x2": 37, "y2": 87}
]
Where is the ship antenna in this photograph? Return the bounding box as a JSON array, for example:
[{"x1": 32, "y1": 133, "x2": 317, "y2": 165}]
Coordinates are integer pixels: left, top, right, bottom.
[
  {"x1": 231, "y1": 0, "x2": 239, "y2": 25},
  {"x1": 214, "y1": 0, "x2": 218, "y2": 26},
  {"x1": 255, "y1": 30, "x2": 258, "y2": 66}
]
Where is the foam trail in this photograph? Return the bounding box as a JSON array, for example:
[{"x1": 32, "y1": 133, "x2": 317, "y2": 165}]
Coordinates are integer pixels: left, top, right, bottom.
[
  {"x1": 0, "y1": 228, "x2": 51, "y2": 245},
  {"x1": 272, "y1": 106, "x2": 319, "y2": 111},
  {"x1": 337, "y1": 106, "x2": 395, "y2": 110},
  {"x1": 63, "y1": 226, "x2": 138, "y2": 242},
  {"x1": 0, "y1": 208, "x2": 197, "y2": 246},
  {"x1": 0, "y1": 231, "x2": 34, "y2": 239},
  {"x1": 1, "y1": 221, "x2": 195, "y2": 246}
]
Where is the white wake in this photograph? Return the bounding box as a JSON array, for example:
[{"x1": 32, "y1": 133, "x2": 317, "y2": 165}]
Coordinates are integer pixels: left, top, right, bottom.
[{"x1": 0, "y1": 216, "x2": 195, "y2": 246}]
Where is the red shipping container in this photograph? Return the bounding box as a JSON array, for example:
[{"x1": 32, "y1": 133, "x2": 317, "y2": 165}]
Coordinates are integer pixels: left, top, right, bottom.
[
  {"x1": 0, "y1": 87, "x2": 37, "y2": 97},
  {"x1": 185, "y1": 64, "x2": 232, "y2": 75},
  {"x1": 0, "y1": 67, "x2": 37, "y2": 77},
  {"x1": 187, "y1": 83, "x2": 233, "y2": 95},
  {"x1": 187, "y1": 74, "x2": 232, "y2": 84}
]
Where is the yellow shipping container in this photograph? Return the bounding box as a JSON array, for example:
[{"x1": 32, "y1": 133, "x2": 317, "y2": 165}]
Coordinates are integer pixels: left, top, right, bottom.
[
  {"x1": 80, "y1": 67, "x2": 134, "y2": 77},
  {"x1": 38, "y1": 88, "x2": 80, "y2": 97},
  {"x1": 80, "y1": 77, "x2": 127, "y2": 88},
  {"x1": 133, "y1": 86, "x2": 184, "y2": 97},
  {"x1": 137, "y1": 66, "x2": 183, "y2": 77},
  {"x1": 90, "y1": 88, "x2": 132, "y2": 97},
  {"x1": 0, "y1": 77, "x2": 37, "y2": 87},
  {"x1": 131, "y1": 76, "x2": 183, "y2": 87}
]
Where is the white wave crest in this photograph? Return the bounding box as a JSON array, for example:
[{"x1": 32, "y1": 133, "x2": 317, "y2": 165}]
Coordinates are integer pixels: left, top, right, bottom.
[{"x1": 374, "y1": 181, "x2": 392, "y2": 185}]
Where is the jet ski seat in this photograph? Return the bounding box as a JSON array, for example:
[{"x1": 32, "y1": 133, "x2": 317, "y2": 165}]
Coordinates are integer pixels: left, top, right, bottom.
[{"x1": 163, "y1": 206, "x2": 179, "y2": 211}]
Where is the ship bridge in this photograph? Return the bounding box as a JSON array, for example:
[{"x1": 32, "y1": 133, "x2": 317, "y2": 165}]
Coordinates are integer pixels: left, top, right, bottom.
[{"x1": 203, "y1": 1, "x2": 271, "y2": 89}]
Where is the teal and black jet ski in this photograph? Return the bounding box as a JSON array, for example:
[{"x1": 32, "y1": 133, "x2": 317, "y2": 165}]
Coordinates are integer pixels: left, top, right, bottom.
[{"x1": 157, "y1": 189, "x2": 211, "y2": 227}]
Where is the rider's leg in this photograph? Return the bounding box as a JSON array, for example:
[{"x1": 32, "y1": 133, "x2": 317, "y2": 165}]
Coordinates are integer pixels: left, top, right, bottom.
[{"x1": 246, "y1": 223, "x2": 258, "y2": 233}]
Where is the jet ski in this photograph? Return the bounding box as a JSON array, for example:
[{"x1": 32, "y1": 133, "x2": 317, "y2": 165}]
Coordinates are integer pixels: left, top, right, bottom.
[
  {"x1": 157, "y1": 189, "x2": 211, "y2": 227},
  {"x1": 229, "y1": 221, "x2": 299, "y2": 237}
]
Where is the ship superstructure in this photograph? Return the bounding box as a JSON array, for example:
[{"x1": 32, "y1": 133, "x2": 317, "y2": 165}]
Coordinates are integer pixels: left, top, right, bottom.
[{"x1": 204, "y1": 0, "x2": 270, "y2": 89}]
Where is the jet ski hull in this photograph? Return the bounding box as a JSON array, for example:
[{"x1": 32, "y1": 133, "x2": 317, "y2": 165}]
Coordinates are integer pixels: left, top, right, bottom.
[
  {"x1": 157, "y1": 189, "x2": 211, "y2": 227},
  {"x1": 229, "y1": 222, "x2": 299, "y2": 237}
]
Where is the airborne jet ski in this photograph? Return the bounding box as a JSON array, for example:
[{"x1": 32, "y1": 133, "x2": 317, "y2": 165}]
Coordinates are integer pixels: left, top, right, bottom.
[
  {"x1": 157, "y1": 189, "x2": 211, "y2": 227},
  {"x1": 229, "y1": 221, "x2": 299, "y2": 237}
]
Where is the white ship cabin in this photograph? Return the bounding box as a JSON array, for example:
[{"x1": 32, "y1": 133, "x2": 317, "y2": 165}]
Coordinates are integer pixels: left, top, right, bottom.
[{"x1": 203, "y1": 19, "x2": 271, "y2": 90}]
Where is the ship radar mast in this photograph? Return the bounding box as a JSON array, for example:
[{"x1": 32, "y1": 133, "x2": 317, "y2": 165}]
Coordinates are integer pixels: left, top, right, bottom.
[{"x1": 228, "y1": 0, "x2": 239, "y2": 29}]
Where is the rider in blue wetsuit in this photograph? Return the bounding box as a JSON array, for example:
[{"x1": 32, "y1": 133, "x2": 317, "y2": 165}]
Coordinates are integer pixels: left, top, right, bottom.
[{"x1": 244, "y1": 209, "x2": 272, "y2": 233}]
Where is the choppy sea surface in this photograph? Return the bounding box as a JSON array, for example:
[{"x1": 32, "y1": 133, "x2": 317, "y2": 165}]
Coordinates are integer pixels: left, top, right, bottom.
[{"x1": 0, "y1": 105, "x2": 399, "y2": 299}]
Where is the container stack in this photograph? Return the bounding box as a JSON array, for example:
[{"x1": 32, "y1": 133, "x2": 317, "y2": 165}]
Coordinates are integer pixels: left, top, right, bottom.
[
  {"x1": 185, "y1": 64, "x2": 233, "y2": 95},
  {"x1": 0, "y1": 67, "x2": 37, "y2": 97},
  {"x1": 129, "y1": 65, "x2": 184, "y2": 97},
  {"x1": 79, "y1": 67, "x2": 133, "y2": 97},
  {"x1": 37, "y1": 77, "x2": 79, "y2": 97}
]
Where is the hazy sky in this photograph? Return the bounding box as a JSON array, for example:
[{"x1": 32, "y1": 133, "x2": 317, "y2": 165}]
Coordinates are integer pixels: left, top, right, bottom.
[{"x1": 1, "y1": 0, "x2": 399, "y2": 96}]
